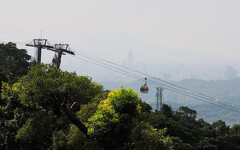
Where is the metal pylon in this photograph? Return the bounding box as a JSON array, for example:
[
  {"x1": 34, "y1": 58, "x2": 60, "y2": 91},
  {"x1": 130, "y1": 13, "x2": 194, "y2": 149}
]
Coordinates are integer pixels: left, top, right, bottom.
[
  {"x1": 26, "y1": 39, "x2": 54, "y2": 63},
  {"x1": 49, "y1": 43, "x2": 75, "y2": 68},
  {"x1": 156, "y1": 87, "x2": 164, "y2": 111}
]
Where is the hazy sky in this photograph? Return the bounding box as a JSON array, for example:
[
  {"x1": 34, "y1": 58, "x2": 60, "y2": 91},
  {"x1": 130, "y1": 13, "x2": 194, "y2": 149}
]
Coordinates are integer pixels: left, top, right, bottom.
[{"x1": 1, "y1": 0, "x2": 240, "y2": 64}]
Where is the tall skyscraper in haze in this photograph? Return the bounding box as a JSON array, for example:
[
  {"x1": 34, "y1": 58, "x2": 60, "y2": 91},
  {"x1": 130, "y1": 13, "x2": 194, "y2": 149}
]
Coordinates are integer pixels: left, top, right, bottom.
[{"x1": 128, "y1": 51, "x2": 133, "y2": 67}]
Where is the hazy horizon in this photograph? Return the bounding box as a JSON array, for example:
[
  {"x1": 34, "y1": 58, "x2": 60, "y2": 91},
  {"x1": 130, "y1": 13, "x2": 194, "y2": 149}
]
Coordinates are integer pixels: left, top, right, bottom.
[{"x1": 1, "y1": 0, "x2": 240, "y2": 81}]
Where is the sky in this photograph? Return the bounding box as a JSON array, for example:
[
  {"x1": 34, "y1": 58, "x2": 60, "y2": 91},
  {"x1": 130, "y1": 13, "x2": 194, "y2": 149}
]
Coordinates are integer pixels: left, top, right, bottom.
[{"x1": 1, "y1": 0, "x2": 240, "y2": 65}]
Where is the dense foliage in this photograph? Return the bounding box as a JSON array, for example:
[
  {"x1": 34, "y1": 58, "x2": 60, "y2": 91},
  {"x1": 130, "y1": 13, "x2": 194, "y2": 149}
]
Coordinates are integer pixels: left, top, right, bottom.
[
  {"x1": 0, "y1": 42, "x2": 32, "y2": 83},
  {"x1": 0, "y1": 64, "x2": 103, "y2": 149},
  {"x1": 0, "y1": 64, "x2": 173, "y2": 150},
  {"x1": 143, "y1": 104, "x2": 240, "y2": 150},
  {"x1": 87, "y1": 87, "x2": 173, "y2": 150}
]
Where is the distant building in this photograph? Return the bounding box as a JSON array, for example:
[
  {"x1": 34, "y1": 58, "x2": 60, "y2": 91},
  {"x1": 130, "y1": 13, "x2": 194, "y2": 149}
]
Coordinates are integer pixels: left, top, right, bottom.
[
  {"x1": 224, "y1": 66, "x2": 237, "y2": 80},
  {"x1": 127, "y1": 51, "x2": 133, "y2": 67}
]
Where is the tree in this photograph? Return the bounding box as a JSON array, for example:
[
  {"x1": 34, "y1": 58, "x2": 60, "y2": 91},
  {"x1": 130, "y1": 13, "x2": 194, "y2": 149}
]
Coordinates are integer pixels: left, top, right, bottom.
[
  {"x1": 87, "y1": 87, "x2": 141, "y2": 149},
  {"x1": 0, "y1": 67, "x2": 10, "y2": 88},
  {"x1": 145, "y1": 104, "x2": 211, "y2": 150},
  {"x1": 0, "y1": 64, "x2": 103, "y2": 149},
  {"x1": 197, "y1": 120, "x2": 232, "y2": 150},
  {"x1": 231, "y1": 124, "x2": 240, "y2": 134},
  {"x1": 178, "y1": 106, "x2": 197, "y2": 119},
  {"x1": 87, "y1": 87, "x2": 173, "y2": 150},
  {"x1": 0, "y1": 42, "x2": 32, "y2": 82},
  {"x1": 160, "y1": 104, "x2": 174, "y2": 118},
  {"x1": 6, "y1": 63, "x2": 240, "y2": 149}
]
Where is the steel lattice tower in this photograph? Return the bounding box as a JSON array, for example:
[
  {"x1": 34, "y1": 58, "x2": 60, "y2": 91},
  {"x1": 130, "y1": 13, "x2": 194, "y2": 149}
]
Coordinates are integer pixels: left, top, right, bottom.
[{"x1": 156, "y1": 87, "x2": 164, "y2": 111}]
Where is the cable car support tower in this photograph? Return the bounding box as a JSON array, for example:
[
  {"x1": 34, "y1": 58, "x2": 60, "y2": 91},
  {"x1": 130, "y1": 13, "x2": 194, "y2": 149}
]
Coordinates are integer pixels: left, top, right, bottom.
[
  {"x1": 156, "y1": 87, "x2": 164, "y2": 111},
  {"x1": 26, "y1": 39, "x2": 54, "y2": 63},
  {"x1": 26, "y1": 39, "x2": 75, "y2": 68},
  {"x1": 49, "y1": 43, "x2": 75, "y2": 68}
]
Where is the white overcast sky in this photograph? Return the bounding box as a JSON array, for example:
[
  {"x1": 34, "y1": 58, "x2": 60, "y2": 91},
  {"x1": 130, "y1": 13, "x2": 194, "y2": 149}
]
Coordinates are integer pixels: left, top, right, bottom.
[{"x1": 1, "y1": 0, "x2": 240, "y2": 64}]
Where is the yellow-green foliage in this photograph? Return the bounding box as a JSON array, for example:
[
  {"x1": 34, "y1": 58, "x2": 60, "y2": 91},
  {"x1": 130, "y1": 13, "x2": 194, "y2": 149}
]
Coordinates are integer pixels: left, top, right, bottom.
[
  {"x1": 0, "y1": 82, "x2": 21, "y2": 121},
  {"x1": 86, "y1": 86, "x2": 174, "y2": 149},
  {"x1": 1, "y1": 82, "x2": 19, "y2": 100},
  {"x1": 87, "y1": 86, "x2": 141, "y2": 136}
]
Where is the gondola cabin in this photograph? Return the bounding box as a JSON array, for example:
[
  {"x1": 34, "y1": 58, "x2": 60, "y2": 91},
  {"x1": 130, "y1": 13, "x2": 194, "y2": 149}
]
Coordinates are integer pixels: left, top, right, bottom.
[{"x1": 140, "y1": 78, "x2": 149, "y2": 93}]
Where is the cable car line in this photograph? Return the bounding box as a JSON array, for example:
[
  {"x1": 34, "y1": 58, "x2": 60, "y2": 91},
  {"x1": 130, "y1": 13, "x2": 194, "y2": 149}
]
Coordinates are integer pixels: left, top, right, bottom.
[
  {"x1": 147, "y1": 80, "x2": 240, "y2": 114},
  {"x1": 150, "y1": 76, "x2": 240, "y2": 108},
  {"x1": 70, "y1": 55, "x2": 145, "y2": 81},
  {"x1": 72, "y1": 52, "x2": 240, "y2": 111},
  {"x1": 74, "y1": 51, "x2": 238, "y2": 108},
  {"x1": 73, "y1": 52, "x2": 240, "y2": 110},
  {"x1": 72, "y1": 55, "x2": 240, "y2": 114},
  {"x1": 70, "y1": 54, "x2": 240, "y2": 114}
]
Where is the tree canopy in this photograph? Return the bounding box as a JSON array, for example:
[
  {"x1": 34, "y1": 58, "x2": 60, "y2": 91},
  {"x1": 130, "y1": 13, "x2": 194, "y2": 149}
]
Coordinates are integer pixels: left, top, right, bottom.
[
  {"x1": 0, "y1": 64, "x2": 174, "y2": 150},
  {"x1": 0, "y1": 45, "x2": 240, "y2": 149},
  {"x1": 0, "y1": 42, "x2": 32, "y2": 82}
]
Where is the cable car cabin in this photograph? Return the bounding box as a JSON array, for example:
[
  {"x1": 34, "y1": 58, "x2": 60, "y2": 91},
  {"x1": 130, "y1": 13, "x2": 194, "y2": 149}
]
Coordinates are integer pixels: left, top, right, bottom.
[
  {"x1": 140, "y1": 78, "x2": 149, "y2": 93},
  {"x1": 140, "y1": 84, "x2": 149, "y2": 93}
]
